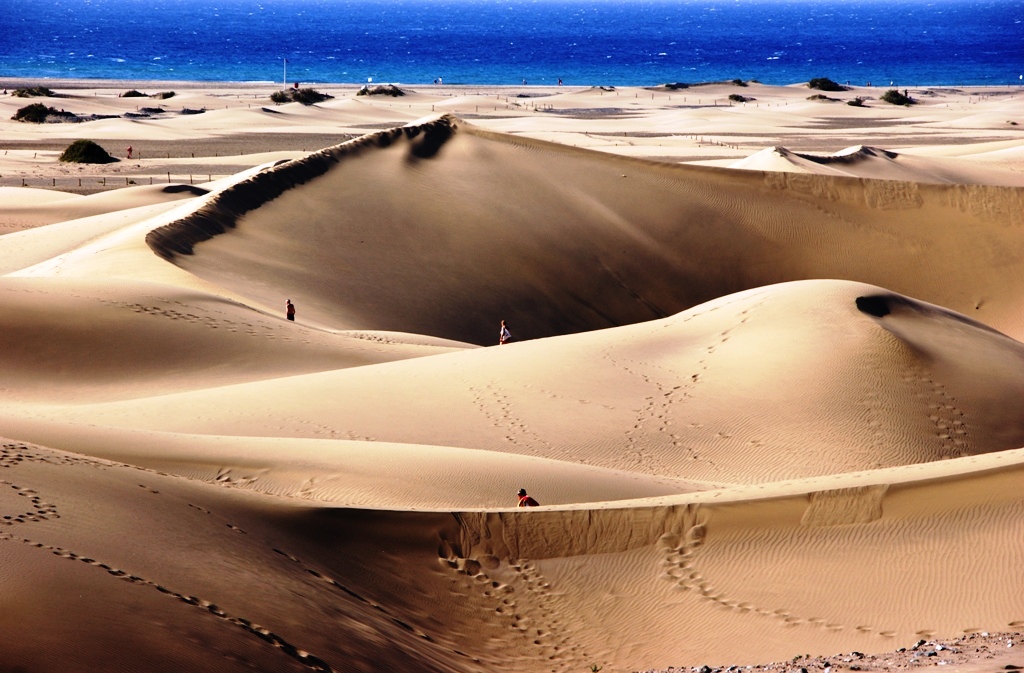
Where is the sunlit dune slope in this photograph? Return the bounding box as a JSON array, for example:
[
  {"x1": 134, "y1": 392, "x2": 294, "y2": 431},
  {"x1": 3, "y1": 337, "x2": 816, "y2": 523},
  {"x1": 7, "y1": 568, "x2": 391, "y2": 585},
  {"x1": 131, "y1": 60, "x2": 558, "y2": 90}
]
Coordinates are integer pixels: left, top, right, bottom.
[
  {"x1": 0, "y1": 277, "x2": 469, "y2": 403},
  {"x1": 0, "y1": 436, "x2": 1020, "y2": 673},
  {"x1": 13, "y1": 280, "x2": 1024, "y2": 487},
  {"x1": 0, "y1": 183, "x2": 209, "y2": 232}
]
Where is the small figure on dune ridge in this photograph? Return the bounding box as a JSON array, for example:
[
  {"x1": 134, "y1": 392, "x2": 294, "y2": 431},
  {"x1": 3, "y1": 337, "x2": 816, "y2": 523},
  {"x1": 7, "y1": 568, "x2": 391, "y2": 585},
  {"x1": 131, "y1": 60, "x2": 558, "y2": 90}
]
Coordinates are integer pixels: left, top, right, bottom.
[
  {"x1": 499, "y1": 319, "x2": 511, "y2": 345},
  {"x1": 517, "y1": 488, "x2": 539, "y2": 507},
  {"x1": 286, "y1": 299, "x2": 295, "y2": 321}
]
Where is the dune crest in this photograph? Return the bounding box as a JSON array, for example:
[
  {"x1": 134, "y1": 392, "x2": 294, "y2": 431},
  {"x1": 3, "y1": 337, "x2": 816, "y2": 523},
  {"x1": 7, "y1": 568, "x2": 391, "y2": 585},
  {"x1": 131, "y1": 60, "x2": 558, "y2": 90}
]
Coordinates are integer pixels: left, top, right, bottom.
[{"x1": 145, "y1": 115, "x2": 459, "y2": 260}]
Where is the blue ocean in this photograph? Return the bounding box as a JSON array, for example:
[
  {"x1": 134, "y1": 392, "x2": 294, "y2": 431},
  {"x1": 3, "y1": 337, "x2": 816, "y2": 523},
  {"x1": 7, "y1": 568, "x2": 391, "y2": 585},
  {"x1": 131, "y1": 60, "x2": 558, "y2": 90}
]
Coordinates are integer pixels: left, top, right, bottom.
[{"x1": 1, "y1": 0, "x2": 1022, "y2": 86}]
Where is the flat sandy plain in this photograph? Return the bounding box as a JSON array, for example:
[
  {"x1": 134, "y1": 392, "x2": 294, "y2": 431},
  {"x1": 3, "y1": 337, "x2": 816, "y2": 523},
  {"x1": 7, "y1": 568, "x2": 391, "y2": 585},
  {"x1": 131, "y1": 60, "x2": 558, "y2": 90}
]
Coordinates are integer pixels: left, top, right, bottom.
[{"x1": 0, "y1": 78, "x2": 1023, "y2": 673}]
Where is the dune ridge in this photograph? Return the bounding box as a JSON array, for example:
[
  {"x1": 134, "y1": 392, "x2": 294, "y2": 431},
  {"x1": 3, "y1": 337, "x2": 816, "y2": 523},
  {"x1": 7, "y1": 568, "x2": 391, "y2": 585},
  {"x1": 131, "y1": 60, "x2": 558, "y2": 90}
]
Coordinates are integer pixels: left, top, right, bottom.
[{"x1": 145, "y1": 116, "x2": 458, "y2": 261}]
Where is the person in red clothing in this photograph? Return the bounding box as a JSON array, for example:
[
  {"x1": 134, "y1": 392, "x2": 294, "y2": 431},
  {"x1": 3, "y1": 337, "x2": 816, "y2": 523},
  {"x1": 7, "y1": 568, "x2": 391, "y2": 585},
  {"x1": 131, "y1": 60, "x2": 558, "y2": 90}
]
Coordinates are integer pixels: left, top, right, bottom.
[{"x1": 517, "y1": 488, "x2": 539, "y2": 507}]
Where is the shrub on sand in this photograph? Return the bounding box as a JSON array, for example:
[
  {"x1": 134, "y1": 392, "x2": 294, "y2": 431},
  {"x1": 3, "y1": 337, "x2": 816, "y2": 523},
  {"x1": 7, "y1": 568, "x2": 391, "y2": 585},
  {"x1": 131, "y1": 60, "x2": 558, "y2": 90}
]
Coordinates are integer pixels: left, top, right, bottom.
[
  {"x1": 356, "y1": 84, "x2": 405, "y2": 97},
  {"x1": 59, "y1": 139, "x2": 118, "y2": 164},
  {"x1": 847, "y1": 96, "x2": 867, "y2": 107},
  {"x1": 730, "y1": 78, "x2": 749, "y2": 87},
  {"x1": 808, "y1": 77, "x2": 848, "y2": 92},
  {"x1": 12, "y1": 86, "x2": 56, "y2": 98},
  {"x1": 122, "y1": 89, "x2": 147, "y2": 97},
  {"x1": 729, "y1": 93, "x2": 752, "y2": 102},
  {"x1": 808, "y1": 94, "x2": 839, "y2": 102},
  {"x1": 152, "y1": 91, "x2": 176, "y2": 100},
  {"x1": 13, "y1": 103, "x2": 75, "y2": 123},
  {"x1": 271, "y1": 87, "x2": 334, "y2": 104},
  {"x1": 880, "y1": 89, "x2": 915, "y2": 106}
]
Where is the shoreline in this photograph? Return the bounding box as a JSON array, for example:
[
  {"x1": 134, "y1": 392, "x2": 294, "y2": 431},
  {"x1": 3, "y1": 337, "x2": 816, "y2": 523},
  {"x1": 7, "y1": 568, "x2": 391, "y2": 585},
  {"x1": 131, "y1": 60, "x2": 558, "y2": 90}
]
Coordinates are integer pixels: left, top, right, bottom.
[{"x1": 5, "y1": 76, "x2": 1024, "y2": 93}]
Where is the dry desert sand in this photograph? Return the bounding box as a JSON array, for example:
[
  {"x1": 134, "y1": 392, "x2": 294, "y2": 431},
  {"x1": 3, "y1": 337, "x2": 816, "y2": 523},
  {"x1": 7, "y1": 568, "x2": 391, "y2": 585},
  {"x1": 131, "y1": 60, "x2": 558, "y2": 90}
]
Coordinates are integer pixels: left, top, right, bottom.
[{"x1": 0, "y1": 79, "x2": 1023, "y2": 673}]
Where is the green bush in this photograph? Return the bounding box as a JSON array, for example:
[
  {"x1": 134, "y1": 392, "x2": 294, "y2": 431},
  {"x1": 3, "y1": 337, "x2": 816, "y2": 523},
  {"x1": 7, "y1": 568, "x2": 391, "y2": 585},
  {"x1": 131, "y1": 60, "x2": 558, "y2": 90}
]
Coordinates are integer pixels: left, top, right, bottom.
[
  {"x1": 807, "y1": 94, "x2": 838, "y2": 102},
  {"x1": 356, "y1": 84, "x2": 405, "y2": 97},
  {"x1": 59, "y1": 139, "x2": 118, "y2": 164},
  {"x1": 271, "y1": 87, "x2": 334, "y2": 105},
  {"x1": 880, "y1": 89, "x2": 914, "y2": 106},
  {"x1": 152, "y1": 91, "x2": 176, "y2": 100},
  {"x1": 12, "y1": 103, "x2": 75, "y2": 123},
  {"x1": 847, "y1": 96, "x2": 867, "y2": 107},
  {"x1": 808, "y1": 78, "x2": 848, "y2": 92},
  {"x1": 728, "y1": 93, "x2": 751, "y2": 102},
  {"x1": 12, "y1": 86, "x2": 56, "y2": 98},
  {"x1": 730, "y1": 78, "x2": 748, "y2": 87},
  {"x1": 122, "y1": 89, "x2": 147, "y2": 97}
]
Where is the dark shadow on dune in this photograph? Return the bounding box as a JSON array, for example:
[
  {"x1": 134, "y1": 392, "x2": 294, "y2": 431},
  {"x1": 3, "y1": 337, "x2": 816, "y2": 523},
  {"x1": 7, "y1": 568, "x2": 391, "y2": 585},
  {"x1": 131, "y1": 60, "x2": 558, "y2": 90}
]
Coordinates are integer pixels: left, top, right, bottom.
[
  {"x1": 856, "y1": 295, "x2": 891, "y2": 317},
  {"x1": 857, "y1": 293, "x2": 1010, "y2": 340},
  {"x1": 406, "y1": 119, "x2": 455, "y2": 159},
  {"x1": 162, "y1": 184, "x2": 210, "y2": 196},
  {"x1": 145, "y1": 116, "x2": 458, "y2": 260},
  {"x1": 800, "y1": 146, "x2": 898, "y2": 165}
]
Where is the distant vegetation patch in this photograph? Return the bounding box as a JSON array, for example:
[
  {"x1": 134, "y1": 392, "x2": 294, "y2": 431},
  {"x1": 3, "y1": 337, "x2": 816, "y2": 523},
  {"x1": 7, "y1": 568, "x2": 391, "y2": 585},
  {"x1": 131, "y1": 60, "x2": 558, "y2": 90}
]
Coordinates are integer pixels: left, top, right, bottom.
[
  {"x1": 730, "y1": 78, "x2": 748, "y2": 87},
  {"x1": 12, "y1": 103, "x2": 75, "y2": 123},
  {"x1": 356, "y1": 84, "x2": 405, "y2": 98},
  {"x1": 122, "y1": 89, "x2": 147, "y2": 97},
  {"x1": 124, "y1": 106, "x2": 167, "y2": 119},
  {"x1": 807, "y1": 94, "x2": 840, "y2": 102},
  {"x1": 59, "y1": 139, "x2": 118, "y2": 164},
  {"x1": 271, "y1": 87, "x2": 335, "y2": 104},
  {"x1": 880, "y1": 89, "x2": 915, "y2": 106},
  {"x1": 808, "y1": 78, "x2": 849, "y2": 92},
  {"x1": 12, "y1": 86, "x2": 57, "y2": 98},
  {"x1": 662, "y1": 83, "x2": 689, "y2": 90},
  {"x1": 728, "y1": 93, "x2": 752, "y2": 102},
  {"x1": 179, "y1": 107, "x2": 206, "y2": 115},
  {"x1": 152, "y1": 91, "x2": 176, "y2": 100},
  {"x1": 847, "y1": 96, "x2": 868, "y2": 107}
]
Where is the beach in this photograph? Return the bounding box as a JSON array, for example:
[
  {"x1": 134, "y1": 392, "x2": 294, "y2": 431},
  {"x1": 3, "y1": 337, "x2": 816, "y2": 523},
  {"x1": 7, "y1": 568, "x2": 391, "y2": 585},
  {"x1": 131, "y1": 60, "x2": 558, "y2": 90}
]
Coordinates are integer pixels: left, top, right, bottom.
[{"x1": 0, "y1": 78, "x2": 1022, "y2": 673}]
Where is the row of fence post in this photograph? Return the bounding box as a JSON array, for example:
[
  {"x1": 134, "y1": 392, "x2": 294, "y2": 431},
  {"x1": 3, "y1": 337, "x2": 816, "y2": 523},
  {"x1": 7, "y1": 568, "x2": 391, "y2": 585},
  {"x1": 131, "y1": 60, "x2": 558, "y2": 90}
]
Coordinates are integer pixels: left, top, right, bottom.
[{"x1": 18, "y1": 174, "x2": 214, "y2": 188}]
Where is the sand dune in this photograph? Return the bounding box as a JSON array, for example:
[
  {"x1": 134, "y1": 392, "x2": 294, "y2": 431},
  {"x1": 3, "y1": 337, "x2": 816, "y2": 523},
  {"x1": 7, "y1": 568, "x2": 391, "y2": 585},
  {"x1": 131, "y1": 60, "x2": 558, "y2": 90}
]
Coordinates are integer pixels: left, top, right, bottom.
[
  {"x1": 145, "y1": 115, "x2": 1024, "y2": 344},
  {"x1": 729, "y1": 144, "x2": 1024, "y2": 185},
  {"x1": 9, "y1": 279, "x2": 1024, "y2": 486},
  {"x1": 0, "y1": 82, "x2": 1022, "y2": 673},
  {"x1": 0, "y1": 437, "x2": 1020, "y2": 672},
  {"x1": 0, "y1": 183, "x2": 208, "y2": 232}
]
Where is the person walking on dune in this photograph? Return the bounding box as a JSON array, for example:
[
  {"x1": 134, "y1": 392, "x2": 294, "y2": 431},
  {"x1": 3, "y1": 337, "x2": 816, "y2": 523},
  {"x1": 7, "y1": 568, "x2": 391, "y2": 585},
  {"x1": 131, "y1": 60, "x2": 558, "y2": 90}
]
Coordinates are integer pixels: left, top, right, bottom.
[
  {"x1": 517, "y1": 488, "x2": 539, "y2": 507},
  {"x1": 499, "y1": 320, "x2": 511, "y2": 345},
  {"x1": 286, "y1": 299, "x2": 295, "y2": 321}
]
